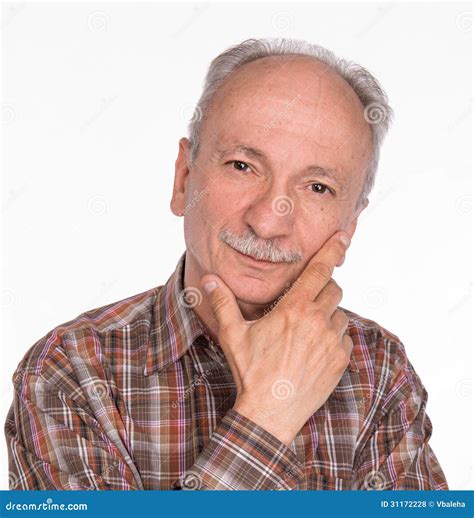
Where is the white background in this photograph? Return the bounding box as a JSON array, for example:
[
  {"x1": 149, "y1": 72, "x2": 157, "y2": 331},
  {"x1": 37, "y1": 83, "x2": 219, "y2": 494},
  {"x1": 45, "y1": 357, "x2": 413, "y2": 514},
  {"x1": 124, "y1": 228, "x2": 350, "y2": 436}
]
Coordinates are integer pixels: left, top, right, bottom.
[{"x1": 1, "y1": 1, "x2": 472, "y2": 490}]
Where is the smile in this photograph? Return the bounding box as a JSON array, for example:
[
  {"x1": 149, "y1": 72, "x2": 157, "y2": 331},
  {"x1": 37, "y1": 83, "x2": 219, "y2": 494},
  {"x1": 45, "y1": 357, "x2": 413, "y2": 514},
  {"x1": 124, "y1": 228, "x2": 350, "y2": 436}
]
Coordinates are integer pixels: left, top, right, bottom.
[{"x1": 227, "y1": 244, "x2": 281, "y2": 268}]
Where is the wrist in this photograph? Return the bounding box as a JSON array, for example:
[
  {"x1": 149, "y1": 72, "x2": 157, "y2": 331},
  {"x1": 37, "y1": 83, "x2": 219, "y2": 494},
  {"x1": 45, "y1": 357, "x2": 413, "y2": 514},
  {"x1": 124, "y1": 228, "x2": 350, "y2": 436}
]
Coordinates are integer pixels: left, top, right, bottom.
[{"x1": 232, "y1": 400, "x2": 297, "y2": 447}]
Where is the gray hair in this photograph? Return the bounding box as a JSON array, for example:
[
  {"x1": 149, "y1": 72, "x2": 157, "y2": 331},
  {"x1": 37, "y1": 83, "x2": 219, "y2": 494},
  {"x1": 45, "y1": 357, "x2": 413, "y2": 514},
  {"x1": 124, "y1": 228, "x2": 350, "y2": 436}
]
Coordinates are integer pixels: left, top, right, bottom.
[{"x1": 187, "y1": 37, "x2": 394, "y2": 208}]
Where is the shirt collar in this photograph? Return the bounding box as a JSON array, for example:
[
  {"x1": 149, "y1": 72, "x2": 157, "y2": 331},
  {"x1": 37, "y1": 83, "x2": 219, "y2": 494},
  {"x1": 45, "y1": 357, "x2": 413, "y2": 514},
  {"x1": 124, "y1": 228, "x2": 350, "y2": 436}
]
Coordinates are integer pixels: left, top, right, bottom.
[
  {"x1": 144, "y1": 251, "x2": 210, "y2": 376},
  {"x1": 144, "y1": 251, "x2": 359, "y2": 376}
]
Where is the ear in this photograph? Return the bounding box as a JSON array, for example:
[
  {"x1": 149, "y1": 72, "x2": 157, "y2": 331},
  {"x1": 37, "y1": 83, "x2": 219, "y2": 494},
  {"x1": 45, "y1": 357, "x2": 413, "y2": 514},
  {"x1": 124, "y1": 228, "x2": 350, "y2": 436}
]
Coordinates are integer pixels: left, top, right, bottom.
[
  {"x1": 347, "y1": 197, "x2": 369, "y2": 239},
  {"x1": 170, "y1": 137, "x2": 192, "y2": 217}
]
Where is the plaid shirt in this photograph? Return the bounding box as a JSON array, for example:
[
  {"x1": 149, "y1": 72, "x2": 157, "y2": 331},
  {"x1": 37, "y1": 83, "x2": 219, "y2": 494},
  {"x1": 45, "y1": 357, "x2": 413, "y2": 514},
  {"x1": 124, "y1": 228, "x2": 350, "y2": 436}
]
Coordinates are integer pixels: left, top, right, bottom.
[{"x1": 5, "y1": 252, "x2": 448, "y2": 490}]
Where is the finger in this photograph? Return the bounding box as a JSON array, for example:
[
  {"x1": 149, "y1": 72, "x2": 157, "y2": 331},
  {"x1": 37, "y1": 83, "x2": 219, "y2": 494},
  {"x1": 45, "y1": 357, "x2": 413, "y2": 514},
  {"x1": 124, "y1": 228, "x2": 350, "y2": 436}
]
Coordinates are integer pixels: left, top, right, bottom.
[
  {"x1": 200, "y1": 274, "x2": 245, "y2": 332},
  {"x1": 330, "y1": 308, "x2": 350, "y2": 336},
  {"x1": 341, "y1": 333, "x2": 353, "y2": 357},
  {"x1": 284, "y1": 231, "x2": 351, "y2": 304},
  {"x1": 313, "y1": 278, "x2": 343, "y2": 315}
]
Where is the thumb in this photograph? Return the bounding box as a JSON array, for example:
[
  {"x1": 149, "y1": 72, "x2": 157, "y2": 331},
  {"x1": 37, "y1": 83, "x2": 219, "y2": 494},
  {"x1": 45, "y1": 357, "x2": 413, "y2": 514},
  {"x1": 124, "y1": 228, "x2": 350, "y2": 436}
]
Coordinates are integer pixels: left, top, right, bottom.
[{"x1": 200, "y1": 274, "x2": 244, "y2": 331}]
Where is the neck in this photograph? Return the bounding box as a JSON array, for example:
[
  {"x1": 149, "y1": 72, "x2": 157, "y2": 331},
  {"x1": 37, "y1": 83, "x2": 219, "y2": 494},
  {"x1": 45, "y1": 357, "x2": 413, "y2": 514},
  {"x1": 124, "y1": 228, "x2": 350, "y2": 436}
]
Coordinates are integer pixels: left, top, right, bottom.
[{"x1": 183, "y1": 250, "x2": 270, "y2": 344}]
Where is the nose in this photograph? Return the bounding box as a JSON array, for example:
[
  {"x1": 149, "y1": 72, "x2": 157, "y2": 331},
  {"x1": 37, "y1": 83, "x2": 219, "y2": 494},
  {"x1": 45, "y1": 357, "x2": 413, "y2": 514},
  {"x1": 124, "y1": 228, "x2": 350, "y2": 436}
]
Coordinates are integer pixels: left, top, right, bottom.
[{"x1": 242, "y1": 186, "x2": 295, "y2": 240}]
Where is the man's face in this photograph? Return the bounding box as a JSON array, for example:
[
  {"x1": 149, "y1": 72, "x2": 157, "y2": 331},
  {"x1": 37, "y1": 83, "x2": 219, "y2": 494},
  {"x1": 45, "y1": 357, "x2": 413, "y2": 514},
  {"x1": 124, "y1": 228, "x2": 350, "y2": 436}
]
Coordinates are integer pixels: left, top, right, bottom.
[{"x1": 171, "y1": 55, "x2": 373, "y2": 307}]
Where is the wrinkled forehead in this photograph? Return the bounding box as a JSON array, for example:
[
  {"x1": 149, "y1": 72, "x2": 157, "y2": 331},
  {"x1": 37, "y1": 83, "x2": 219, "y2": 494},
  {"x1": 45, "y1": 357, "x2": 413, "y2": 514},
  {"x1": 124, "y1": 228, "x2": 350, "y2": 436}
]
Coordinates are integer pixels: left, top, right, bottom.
[{"x1": 200, "y1": 56, "x2": 373, "y2": 165}]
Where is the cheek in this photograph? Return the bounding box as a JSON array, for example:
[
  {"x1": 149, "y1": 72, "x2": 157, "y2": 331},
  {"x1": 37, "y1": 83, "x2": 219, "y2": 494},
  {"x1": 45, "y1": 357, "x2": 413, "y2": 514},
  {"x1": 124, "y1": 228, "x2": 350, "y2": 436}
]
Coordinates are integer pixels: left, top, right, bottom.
[{"x1": 299, "y1": 207, "x2": 341, "y2": 254}]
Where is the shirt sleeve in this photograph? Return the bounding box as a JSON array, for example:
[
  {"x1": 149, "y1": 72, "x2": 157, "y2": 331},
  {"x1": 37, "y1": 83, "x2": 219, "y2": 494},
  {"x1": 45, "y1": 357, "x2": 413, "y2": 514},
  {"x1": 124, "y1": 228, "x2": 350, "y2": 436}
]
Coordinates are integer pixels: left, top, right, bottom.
[
  {"x1": 171, "y1": 408, "x2": 305, "y2": 490},
  {"x1": 351, "y1": 357, "x2": 449, "y2": 490},
  {"x1": 4, "y1": 370, "x2": 140, "y2": 490}
]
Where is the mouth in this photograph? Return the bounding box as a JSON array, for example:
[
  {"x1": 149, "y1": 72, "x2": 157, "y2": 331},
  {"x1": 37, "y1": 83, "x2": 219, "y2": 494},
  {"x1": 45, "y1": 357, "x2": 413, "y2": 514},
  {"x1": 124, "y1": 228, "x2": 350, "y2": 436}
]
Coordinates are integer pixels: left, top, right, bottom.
[{"x1": 227, "y1": 244, "x2": 281, "y2": 268}]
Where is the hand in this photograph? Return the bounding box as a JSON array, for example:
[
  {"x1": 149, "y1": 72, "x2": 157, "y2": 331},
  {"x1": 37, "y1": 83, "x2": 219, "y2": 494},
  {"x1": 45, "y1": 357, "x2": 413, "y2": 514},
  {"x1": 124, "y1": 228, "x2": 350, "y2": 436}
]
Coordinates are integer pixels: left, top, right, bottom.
[{"x1": 200, "y1": 231, "x2": 353, "y2": 446}]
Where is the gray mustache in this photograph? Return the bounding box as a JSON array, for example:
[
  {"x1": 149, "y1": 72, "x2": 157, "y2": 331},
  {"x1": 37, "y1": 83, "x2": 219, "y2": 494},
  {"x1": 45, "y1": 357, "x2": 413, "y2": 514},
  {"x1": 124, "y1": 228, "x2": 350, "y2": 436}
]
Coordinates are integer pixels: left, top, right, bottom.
[{"x1": 219, "y1": 229, "x2": 302, "y2": 264}]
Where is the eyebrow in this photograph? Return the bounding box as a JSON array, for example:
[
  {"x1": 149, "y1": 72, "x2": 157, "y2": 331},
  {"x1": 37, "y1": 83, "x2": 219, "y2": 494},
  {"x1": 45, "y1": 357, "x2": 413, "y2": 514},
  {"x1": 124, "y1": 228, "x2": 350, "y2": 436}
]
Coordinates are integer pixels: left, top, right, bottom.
[{"x1": 215, "y1": 144, "x2": 341, "y2": 185}]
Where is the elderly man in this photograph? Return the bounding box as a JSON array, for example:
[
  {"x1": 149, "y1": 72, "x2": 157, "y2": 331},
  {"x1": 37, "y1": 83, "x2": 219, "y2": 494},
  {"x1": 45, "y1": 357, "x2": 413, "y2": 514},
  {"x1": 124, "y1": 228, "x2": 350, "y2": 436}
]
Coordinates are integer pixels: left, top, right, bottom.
[{"x1": 5, "y1": 38, "x2": 448, "y2": 490}]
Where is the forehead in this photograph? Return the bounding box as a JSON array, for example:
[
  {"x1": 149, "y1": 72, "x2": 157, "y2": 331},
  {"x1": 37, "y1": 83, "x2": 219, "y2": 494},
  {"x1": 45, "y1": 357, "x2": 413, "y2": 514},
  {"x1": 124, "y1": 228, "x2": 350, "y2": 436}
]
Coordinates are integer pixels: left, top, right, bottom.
[{"x1": 201, "y1": 56, "x2": 373, "y2": 173}]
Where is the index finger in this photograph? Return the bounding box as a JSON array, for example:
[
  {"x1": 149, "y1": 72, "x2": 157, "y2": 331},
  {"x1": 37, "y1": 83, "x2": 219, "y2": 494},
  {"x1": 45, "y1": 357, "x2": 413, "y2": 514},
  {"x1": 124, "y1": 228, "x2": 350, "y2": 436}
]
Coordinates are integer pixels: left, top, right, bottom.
[{"x1": 284, "y1": 231, "x2": 351, "y2": 303}]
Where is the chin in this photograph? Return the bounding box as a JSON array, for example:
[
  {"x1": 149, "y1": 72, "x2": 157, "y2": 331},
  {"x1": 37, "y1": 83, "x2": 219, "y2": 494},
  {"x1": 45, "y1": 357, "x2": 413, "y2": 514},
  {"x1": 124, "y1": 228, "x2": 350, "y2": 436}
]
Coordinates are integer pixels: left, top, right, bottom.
[{"x1": 220, "y1": 268, "x2": 287, "y2": 306}]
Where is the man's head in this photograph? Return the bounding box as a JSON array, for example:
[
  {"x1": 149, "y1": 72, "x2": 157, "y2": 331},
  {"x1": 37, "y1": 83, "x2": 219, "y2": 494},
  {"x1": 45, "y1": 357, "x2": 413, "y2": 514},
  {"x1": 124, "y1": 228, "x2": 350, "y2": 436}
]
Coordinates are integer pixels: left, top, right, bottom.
[{"x1": 171, "y1": 38, "x2": 393, "y2": 308}]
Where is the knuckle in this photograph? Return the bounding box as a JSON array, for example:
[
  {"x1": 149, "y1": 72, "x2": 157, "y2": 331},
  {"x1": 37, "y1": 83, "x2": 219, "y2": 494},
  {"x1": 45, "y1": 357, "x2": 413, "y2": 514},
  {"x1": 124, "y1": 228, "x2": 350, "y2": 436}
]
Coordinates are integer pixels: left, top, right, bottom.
[
  {"x1": 210, "y1": 296, "x2": 227, "y2": 316},
  {"x1": 335, "y1": 309, "x2": 349, "y2": 327},
  {"x1": 312, "y1": 308, "x2": 327, "y2": 326},
  {"x1": 343, "y1": 334, "x2": 354, "y2": 350},
  {"x1": 330, "y1": 282, "x2": 343, "y2": 299},
  {"x1": 309, "y1": 262, "x2": 332, "y2": 283},
  {"x1": 334, "y1": 348, "x2": 349, "y2": 368}
]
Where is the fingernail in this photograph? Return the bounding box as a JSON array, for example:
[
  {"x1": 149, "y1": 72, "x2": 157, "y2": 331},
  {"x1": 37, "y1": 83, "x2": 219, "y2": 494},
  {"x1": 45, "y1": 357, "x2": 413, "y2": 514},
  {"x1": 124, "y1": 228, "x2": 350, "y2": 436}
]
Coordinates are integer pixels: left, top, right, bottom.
[
  {"x1": 203, "y1": 281, "x2": 218, "y2": 293},
  {"x1": 339, "y1": 233, "x2": 351, "y2": 247}
]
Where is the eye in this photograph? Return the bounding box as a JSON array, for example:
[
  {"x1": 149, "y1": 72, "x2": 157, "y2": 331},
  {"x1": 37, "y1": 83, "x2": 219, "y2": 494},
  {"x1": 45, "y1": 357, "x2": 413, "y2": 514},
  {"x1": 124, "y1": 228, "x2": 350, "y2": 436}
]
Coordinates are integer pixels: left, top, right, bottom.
[
  {"x1": 310, "y1": 183, "x2": 332, "y2": 195},
  {"x1": 226, "y1": 160, "x2": 251, "y2": 173}
]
